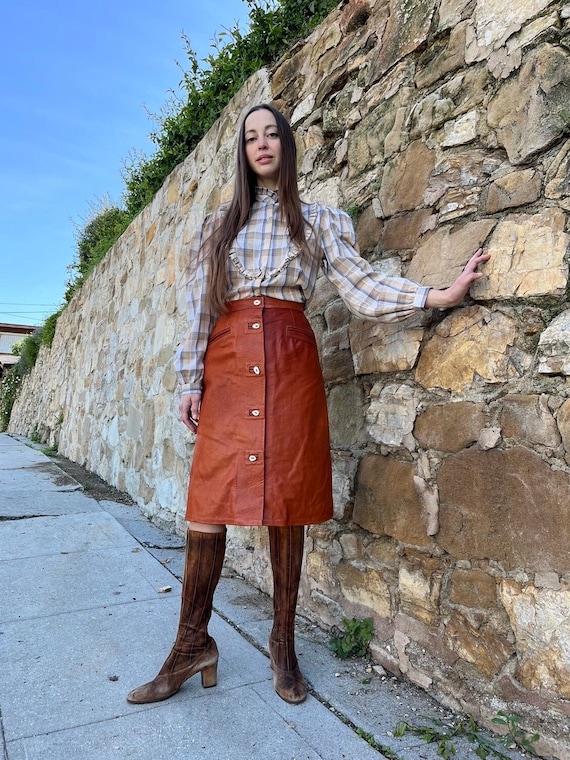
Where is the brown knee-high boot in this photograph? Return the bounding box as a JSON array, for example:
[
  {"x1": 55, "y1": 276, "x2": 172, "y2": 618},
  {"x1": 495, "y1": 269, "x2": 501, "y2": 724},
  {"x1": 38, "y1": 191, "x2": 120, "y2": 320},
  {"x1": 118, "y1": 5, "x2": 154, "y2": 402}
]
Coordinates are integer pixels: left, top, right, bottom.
[
  {"x1": 127, "y1": 528, "x2": 226, "y2": 704},
  {"x1": 268, "y1": 525, "x2": 307, "y2": 704}
]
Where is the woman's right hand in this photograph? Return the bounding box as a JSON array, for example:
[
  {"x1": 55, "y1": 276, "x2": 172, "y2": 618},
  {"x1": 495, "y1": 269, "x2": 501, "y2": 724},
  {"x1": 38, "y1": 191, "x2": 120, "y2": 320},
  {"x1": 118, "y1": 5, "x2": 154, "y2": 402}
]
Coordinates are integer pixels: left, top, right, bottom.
[{"x1": 179, "y1": 393, "x2": 202, "y2": 433}]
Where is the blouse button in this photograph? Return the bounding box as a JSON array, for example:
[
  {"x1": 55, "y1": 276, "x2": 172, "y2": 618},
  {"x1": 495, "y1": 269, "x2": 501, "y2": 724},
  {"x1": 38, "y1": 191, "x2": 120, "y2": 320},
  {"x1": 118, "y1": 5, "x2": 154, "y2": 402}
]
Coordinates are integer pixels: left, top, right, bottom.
[
  {"x1": 252, "y1": 365, "x2": 261, "y2": 375},
  {"x1": 250, "y1": 409, "x2": 260, "y2": 417},
  {"x1": 251, "y1": 322, "x2": 260, "y2": 330},
  {"x1": 248, "y1": 454, "x2": 258, "y2": 462},
  {"x1": 253, "y1": 299, "x2": 261, "y2": 306}
]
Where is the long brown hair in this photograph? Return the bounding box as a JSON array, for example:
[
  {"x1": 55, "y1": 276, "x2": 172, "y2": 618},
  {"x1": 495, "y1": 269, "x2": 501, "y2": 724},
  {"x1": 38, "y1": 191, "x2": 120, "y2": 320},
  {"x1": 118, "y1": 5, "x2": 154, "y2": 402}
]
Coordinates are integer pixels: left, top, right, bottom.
[{"x1": 206, "y1": 104, "x2": 310, "y2": 314}]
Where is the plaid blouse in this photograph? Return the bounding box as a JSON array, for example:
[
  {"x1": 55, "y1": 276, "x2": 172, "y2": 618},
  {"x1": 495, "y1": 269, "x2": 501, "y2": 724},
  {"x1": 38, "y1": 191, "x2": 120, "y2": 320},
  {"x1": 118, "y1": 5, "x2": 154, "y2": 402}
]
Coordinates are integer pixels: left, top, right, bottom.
[{"x1": 174, "y1": 187, "x2": 430, "y2": 393}]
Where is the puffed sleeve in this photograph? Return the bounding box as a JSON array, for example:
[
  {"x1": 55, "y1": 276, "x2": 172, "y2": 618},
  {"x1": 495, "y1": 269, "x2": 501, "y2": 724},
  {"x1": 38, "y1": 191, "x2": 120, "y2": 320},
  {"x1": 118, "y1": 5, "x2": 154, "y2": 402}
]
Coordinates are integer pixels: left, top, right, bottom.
[
  {"x1": 173, "y1": 213, "x2": 219, "y2": 393},
  {"x1": 318, "y1": 206, "x2": 431, "y2": 322}
]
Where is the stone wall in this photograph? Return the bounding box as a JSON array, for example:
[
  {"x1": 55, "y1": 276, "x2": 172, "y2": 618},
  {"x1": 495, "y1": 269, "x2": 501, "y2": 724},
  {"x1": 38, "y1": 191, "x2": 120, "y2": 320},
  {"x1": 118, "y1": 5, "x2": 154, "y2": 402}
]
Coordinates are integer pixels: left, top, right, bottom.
[{"x1": 9, "y1": 0, "x2": 570, "y2": 755}]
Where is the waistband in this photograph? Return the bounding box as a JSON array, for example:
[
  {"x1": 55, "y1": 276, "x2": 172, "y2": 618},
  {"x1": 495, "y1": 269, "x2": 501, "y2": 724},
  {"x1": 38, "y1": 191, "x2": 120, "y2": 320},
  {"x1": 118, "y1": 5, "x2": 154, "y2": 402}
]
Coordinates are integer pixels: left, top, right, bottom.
[{"x1": 225, "y1": 296, "x2": 304, "y2": 312}]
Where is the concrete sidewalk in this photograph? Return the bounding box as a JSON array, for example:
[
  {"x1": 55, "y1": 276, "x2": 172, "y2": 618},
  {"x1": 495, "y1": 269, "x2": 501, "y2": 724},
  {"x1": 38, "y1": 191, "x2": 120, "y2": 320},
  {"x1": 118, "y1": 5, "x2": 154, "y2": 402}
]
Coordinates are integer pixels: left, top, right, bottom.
[{"x1": 0, "y1": 433, "x2": 530, "y2": 760}]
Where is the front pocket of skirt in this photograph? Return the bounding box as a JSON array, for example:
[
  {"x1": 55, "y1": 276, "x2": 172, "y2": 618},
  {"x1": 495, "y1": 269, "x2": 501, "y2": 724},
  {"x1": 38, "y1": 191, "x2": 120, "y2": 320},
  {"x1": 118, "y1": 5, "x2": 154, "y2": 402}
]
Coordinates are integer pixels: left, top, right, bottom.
[
  {"x1": 286, "y1": 325, "x2": 316, "y2": 345},
  {"x1": 208, "y1": 326, "x2": 232, "y2": 345}
]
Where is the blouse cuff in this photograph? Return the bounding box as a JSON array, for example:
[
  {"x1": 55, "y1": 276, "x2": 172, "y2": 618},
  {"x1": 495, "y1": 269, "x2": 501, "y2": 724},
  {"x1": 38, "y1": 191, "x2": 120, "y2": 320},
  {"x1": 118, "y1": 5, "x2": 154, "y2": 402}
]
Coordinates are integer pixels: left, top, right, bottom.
[
  {"x1": 415, "y1": 286, "x2": 431, "y2": 309},
  {"x1": 180, "y1": 386, "x2": 202, "y2": 396}
]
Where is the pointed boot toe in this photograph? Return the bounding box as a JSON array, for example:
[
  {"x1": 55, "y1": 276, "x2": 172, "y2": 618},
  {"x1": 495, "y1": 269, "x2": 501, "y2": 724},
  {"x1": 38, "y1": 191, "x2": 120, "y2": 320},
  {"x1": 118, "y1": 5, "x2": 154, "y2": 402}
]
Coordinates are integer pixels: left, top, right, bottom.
[
  {"x1": 126, "y1": 639, "x2": 219, "y2": 704},
  {"x1": 126, "y1": 673, "x2": 182, "y2": 704}
]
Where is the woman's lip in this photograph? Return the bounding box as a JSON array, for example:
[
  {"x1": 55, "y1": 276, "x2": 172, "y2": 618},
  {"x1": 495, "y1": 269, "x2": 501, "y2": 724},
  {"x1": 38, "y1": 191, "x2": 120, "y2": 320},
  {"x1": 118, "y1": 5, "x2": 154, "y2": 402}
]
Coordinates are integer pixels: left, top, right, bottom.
[{"x1": 257, "y1": 156, "x2": 273, "y2": 163}]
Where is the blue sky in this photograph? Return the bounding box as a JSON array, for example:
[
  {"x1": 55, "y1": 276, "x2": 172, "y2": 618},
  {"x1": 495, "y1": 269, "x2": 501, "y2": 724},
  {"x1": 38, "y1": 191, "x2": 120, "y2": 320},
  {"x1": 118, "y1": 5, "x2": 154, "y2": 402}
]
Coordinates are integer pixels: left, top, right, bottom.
[{"x1": 0, "y1": 0, "x2": 251, "y2": 326}]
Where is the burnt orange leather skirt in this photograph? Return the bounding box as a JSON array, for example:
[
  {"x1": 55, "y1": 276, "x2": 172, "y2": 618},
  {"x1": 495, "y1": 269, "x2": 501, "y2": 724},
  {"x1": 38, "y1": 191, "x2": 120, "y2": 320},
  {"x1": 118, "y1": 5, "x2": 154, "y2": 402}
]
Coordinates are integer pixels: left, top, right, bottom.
[{"x1": 186, "y1": 296, "x2": 333, "y2": 526}]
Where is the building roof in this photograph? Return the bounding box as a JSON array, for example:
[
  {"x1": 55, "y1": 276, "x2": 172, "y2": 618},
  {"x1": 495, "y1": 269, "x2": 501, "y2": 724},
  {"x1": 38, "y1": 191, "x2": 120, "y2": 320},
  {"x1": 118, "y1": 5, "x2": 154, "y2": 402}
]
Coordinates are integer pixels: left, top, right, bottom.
[{"x1": 0, "y1": 323, "x2": 38, "y2": 334}]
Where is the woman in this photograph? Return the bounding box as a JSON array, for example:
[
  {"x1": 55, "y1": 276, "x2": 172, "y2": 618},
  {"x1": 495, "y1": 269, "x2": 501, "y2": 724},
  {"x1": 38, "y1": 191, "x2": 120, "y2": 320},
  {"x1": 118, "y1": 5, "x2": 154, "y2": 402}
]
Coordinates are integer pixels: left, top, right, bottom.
[{"x1": 127, "y1": 104, "x2": 489, "y2": 706}]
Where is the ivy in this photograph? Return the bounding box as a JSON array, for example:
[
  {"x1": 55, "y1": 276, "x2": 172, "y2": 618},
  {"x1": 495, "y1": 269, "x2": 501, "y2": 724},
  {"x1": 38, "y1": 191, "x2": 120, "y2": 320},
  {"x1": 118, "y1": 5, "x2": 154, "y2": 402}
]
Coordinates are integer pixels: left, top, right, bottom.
[
  {"x1": 0, "y1": 367, "x2": 22, "y2": 431},
  {"x1": 65, "y1": 205, "x2": 131, "y2": 302},
  {"x1": 0, "y1": 331, "x2": 41, "y2": 430}
]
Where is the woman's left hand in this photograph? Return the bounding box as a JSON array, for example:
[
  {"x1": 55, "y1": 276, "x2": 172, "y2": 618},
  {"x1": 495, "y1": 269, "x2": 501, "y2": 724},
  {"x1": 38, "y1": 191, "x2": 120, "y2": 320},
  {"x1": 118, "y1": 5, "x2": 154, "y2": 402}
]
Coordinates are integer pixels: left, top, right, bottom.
[{"x1": 425, "y1": 248, "x2": 490, "y2": 309}]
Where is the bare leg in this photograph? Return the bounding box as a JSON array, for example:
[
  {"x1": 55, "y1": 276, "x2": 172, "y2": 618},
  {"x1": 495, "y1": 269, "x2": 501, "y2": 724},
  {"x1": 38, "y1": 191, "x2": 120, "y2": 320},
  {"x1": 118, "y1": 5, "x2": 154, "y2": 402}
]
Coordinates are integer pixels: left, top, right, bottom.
[{"x1": 188, "y1": 522, "x2": 226, "y2": 533}]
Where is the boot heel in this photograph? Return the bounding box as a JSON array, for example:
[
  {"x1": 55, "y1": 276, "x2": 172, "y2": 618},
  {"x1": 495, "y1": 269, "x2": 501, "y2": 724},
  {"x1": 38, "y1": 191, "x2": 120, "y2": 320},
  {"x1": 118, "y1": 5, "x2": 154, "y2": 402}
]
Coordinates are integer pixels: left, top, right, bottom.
[{"x1": 201, "y1": 662, "x2": 218, "y2": 688}]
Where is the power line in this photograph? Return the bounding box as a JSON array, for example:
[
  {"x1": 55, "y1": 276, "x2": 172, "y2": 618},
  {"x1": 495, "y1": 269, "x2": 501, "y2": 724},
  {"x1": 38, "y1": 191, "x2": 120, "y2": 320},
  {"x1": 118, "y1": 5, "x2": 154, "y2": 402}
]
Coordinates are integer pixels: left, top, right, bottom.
[
  {"x1": 0, "y1": 311, "x2": 48, "y2": 322},
  {"x1": 0, "y1": 302, "x2": 58, "y2": 307}
]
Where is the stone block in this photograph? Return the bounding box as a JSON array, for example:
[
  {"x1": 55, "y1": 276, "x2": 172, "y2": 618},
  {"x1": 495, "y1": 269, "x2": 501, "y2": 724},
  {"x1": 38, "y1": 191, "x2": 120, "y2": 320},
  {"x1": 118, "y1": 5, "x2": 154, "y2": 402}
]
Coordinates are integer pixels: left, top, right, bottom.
[
  {"x1": 408, "y1": 69, "x2": 488, "y2": 140},
  {"x1": 500, "y1": 394, "x2": 561, "y2": 447},
  {"x1": 545, "y1": 139, "x2": 570, "y2": 200},
  {"x1": 314, "y1": 26, "x2": 361, "y2": 110},
  {"x1": 271, "y1": 48, "x2": 306, "y2": 100},
  {"x1": 438, "y1": 0, "x2": 473, "y2": 31},
  {"x1": 324, "y1": 299, "x2": 351, "y2": 332},
  {"x1": 465, "y1": 0, "x2": 554, "y2": 62},
  {"x1": 399, "y1": 564, "x2": 442, "y2": 625},
  {"x1": 415, "y1": 306, "x2": 529, "y2": 392},
  {"x1": 487, "y1": 44, "x2": 570, "y2": 164},
  {"x1": 471, "y1": 209, "x2": 568, "y2": 300},
  {"x1": 379, "y1": 209, "x2": 436, "y2": 251},
  {"x1": 414, "y1": 402, "x2": 488, "y2": 453},
  {"x1": 355, "y1": 204, "x2": 383, "y2": 253},
  {"x1": 537, "y1": 309, "x2": 570, "y2": 376},
  {"x1": 353, "y1": 453, "x2": 431, "y2": 546},
  {"x1": 501, "y1": 580, "x2": 570, "y2": 699},
  {"x1": 555, "y1": 399, "x2": 570, "y2": 464},
  {"x1": 365, "y1": 536, "x2": 398, "y2": 569},
  {"x1": 441, "y1": 110, "x2": 479, "y2": 148},
  {"x1": 321, "y1": 313, "x2": 355, "y2": 384},
  {"x1": 367, "y1": 0, "x2": 436, "y2": 84},
  {"x1": 438, "y1": 447, "x2": 570, "y2": 572},
  {"x1": 485, "y1": 169, "x2": 542, "y2": 213},
  {"x1": 365, "y1": 383, "x2": 418, "y2": 449},
  {"x1": 338, "y1": 531, "x2": 362, "y2": 561},
  {"x1": 407, "y1": 220, "x2": 496, "y2": 290},
  {"x1": 450, "y1": 568, "x2": 498, "y2": 608},
  {"x1": 379, "y1": 140, "x2": 435, "y2": 215},
  {"x1": 415, "y1": 22, "x2": 468, "y2": 89},
  {"x1": 395, "y1": 612, "x2": 458, "y2": 667},
  {"x1": 445, "y1": 611, "x2": 515, "y2": 678},
  {"x1": 336, "y1": 562, "x2": 392, "y2": 617},
  {"x1": 328, "y1": 384, "x2": 367, "y2": 448},
  {"x1": 349, "y1": 314, "x2": 426, "y2": 375},
  {"x1": 339, "y1": 0, "x2": 371, "y2": 35},
  {"x1": 332, "y1": 453, "x2": 359, "y2": 518},
  {"x1": 534, "y1": 572, "x2": 562, "y2": 591},
  {"x1": 305, "y1": 277, "x2": 338, "y2": 317},
  {"x1": 493, "y1": 11, "x2": 560, "y2": 79},
  {"x1": 347, "y1": 94, "x2": 405, "y2": 176}
]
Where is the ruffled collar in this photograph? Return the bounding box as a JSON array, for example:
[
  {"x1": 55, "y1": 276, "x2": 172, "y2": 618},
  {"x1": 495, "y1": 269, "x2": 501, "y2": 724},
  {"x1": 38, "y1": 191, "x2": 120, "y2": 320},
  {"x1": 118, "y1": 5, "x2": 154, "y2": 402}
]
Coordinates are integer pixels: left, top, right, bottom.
[{"x1": 255, "y1": 186, "x2": 279, "y2": 203}]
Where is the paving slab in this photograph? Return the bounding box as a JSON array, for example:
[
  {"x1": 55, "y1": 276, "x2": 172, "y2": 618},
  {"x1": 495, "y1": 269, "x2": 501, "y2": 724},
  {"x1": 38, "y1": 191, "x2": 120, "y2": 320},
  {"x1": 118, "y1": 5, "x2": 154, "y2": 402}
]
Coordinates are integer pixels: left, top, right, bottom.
[
  {"x1": 0, "y1": 488, "x2": 102, "y2": 518},
  {"x1": 0, "y1": 461, "x2": 82, "y2": 491},
  {"x1": 0, "y1": 436, "x2": 51, "y2": 468},
  {"x1": 0, "y1": 510, "x2": 141, "y2": 561},
  {"x1": 0, "y1": 437, "x2": 89, "y2": 520},
  {"x1": 1, "y1": 547, "x2": 180, "y2": 623}
]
